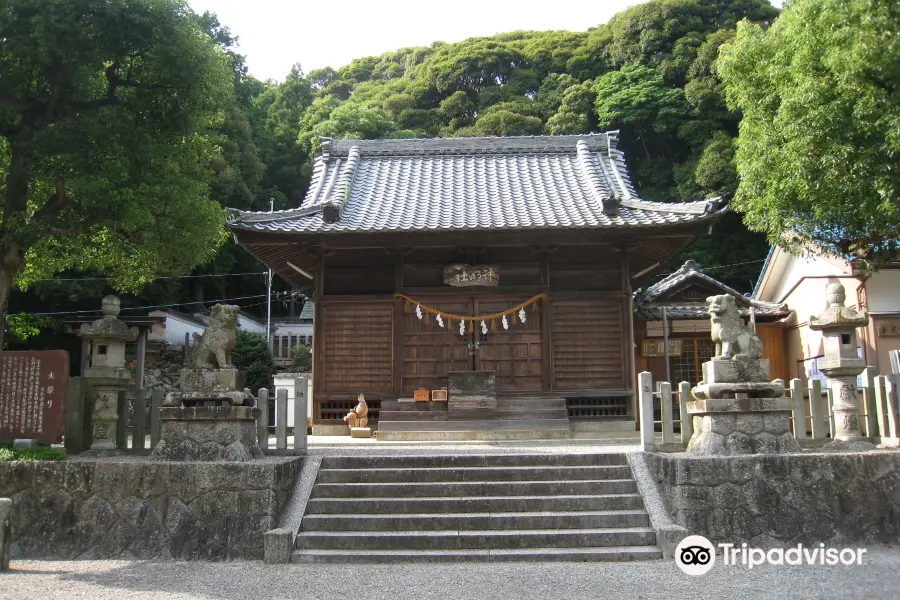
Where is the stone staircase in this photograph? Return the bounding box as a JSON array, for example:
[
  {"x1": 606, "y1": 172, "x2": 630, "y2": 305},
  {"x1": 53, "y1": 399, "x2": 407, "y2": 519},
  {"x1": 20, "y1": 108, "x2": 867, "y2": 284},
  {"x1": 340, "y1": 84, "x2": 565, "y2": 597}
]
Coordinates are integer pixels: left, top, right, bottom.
[
  {"x1": 376, "y1": 396, "x2": 571, "y2": 441},
  {"x1": 292, "y1": 453, "x2": 661, "y2": 562}
]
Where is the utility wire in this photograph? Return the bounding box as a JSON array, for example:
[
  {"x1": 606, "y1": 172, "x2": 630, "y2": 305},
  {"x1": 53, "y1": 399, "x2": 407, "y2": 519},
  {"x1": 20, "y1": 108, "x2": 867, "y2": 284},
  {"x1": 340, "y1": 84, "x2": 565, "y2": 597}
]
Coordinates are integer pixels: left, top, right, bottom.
[
  {"x1": 31, "y1": 272, "x2": 266, "y2": 283},
  {"x1": 13, "y1": 293, "x2": 278, "y2": 317}
]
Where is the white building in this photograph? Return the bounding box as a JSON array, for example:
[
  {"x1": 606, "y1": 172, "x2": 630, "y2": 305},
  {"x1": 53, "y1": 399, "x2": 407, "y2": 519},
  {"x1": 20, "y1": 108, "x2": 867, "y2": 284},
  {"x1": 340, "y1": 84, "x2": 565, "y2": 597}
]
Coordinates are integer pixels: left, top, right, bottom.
[
  {"x1": 271, "y1": 301, "x2": 314, "y2": 367},
  {"x1": 147, "y1": 308, "x2": 267, "y2": 346}
]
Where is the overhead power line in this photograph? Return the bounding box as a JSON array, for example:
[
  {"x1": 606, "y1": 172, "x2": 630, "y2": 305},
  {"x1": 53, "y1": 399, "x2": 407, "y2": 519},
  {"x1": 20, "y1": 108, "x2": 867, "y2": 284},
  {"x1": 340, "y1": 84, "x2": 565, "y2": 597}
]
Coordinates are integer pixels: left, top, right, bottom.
[
  {"x1": 12, "y1": 293, "x2": 275, "y2": 317},
  {"x1": 31, "y1": 272, "x2": 266, "y2": 283}
]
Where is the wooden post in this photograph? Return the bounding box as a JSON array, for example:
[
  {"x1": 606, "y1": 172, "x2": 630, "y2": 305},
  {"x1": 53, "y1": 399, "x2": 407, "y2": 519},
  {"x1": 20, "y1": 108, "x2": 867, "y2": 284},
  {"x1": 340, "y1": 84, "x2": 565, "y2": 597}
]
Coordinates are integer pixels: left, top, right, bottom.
[
  {"x1": 294, "y1": 377, "x2": 308, "y2": 452},
  {"x1": 116, "y1": 390, "x2": 128, "y2": 450},
  {"x1": 80, "y1": 337, "x2": 91, "y2": 376},
  {"x1": 638, "y1": 372, "x2": 655, "y2": 451},
  {"x1": 808, "y1": 379, "x2": 825, "y2": 439},
  {"x1": 132, "y1": 388, "x2": 147, "y2": 452},
  {"x1": 789, "y1": 378, "x2": 807, "y2": 439},
  {"x1": 659, "y1": 381, "x2": 674, "y2": 444},
  {"x1": 885, "y1": 375, "x2": 899, "y2": 440},
  {"x1": 860, "y1": 366, "x2": 877, "y2": 438},
  {"x1": 826, "y1": 387, "x2": 835, "y2": 439},
  {"x1": 257, "y1": 388, "x2": 269, "y2": 449},
  {"x1": 135, "y1": 329, "x2": 147, "y2": 390},
  {"x1": 678, "y1": 381, "x2": 693, "y2": 445},
  {"x1": 874, "y1": 375, "x2": 888, "y2": 439},
  {"x1": 64, "y1": 377, "x2": 87, "y2": 454},
  {"x1": 276, "y1": 388, "x2": 288, "y2": 450},
  {"x1": 150, "y1": 389, "x2": 163, "y2": 449}
]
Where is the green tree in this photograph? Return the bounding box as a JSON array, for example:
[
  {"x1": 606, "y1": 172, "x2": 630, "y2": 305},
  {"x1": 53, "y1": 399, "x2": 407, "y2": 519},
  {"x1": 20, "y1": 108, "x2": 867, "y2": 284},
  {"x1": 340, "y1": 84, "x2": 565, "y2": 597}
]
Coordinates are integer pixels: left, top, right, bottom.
[
  {"x1": 233, "y1": 329, "x2": 275, "y2": 392},
  {"x1": 718, "y1": 0, "x2": 900, "y2": 264},
  {"x1": 0, "y1": 0, "x2": 234, "y2": 348}
]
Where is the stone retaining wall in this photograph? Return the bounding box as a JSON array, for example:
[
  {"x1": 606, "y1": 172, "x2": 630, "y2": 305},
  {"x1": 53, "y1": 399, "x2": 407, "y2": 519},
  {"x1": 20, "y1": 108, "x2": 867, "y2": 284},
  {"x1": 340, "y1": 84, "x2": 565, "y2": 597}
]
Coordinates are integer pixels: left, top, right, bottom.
[
  {"x1": 0, "y1": 457, "x2": 302, "y2": 560},
  {"x1": 646, "y1": 452, "x2": 900, "y2": 547}
]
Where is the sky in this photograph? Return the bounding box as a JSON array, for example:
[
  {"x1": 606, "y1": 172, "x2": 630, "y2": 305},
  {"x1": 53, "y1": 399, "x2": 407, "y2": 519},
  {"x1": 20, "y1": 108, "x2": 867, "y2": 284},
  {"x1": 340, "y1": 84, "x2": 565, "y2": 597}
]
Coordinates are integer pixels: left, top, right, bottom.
[{"x1": 186, "y1": 0, "x2": 648, "y2": 82}]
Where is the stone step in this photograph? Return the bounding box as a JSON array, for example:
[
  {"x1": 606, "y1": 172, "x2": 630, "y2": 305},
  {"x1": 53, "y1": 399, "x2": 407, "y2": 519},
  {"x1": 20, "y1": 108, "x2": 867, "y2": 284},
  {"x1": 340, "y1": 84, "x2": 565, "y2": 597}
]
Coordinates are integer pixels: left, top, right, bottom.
[
  {"x1": 496, "y1": 397, "x2": 568, "y2": 409},
  {"x1": 375, "y1": 419, "x2": 571, "y2": 432},
  {"x1": 316, "y1": 465, "x2": 634, "y2": 483},
  {"x1": 375, "y1": 428, "x2": 573, "y2": 441},
  {"x1": 301, "y1": 509, "x2": 651, "y2": 531},
  {"x1": 310, "y1": 479, "x2": 637, "y2": 499},
  {"x1": 291, "y1": 545, "x2": 663, "y2": 563},
  {"x1": 294, "y1": 527, "x2": 657, "y2": 550},
  {"x1": 376, "y1": 408, "x2": 570, "y2": 422},
  {"x1": 319, "y1": 453, "x2": 628, "y2": 469},
  {"x1": 305, "y1": 493, "x2": 646, "y2": 514}
]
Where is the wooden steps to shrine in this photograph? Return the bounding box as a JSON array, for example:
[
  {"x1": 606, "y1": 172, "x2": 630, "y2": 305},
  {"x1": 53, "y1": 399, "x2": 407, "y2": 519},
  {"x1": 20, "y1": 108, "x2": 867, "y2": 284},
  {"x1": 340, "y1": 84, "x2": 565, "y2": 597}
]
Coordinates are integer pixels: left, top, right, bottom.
[
  {"x1": 291, "y1": 453, "x2": 662, "y2": 563},
  {"x1": 376, "y1": 396, "x2": 572, "y2": 441}
]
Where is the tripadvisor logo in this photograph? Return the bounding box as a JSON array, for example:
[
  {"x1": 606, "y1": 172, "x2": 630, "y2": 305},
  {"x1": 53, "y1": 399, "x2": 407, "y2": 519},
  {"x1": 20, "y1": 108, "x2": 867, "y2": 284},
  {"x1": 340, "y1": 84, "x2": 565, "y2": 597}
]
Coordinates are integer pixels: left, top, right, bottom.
[
  {"x1": 675, "y1": 535, "x2": 868, "y2": 576},
  {"x1": 675, "y1": 535, "x2": 716, "y2": 576}
]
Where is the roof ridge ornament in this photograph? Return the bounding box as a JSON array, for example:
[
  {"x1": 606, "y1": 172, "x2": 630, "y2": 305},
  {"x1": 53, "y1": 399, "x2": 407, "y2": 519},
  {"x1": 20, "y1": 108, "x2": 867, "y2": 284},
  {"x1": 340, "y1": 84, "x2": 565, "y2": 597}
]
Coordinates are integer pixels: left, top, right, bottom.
[
  {"x1": 575, "y1": 140, "x2": 618, "y2": 216},
  {"x1": 322, "y1": 145, "x2": 361, "y2": 224}
]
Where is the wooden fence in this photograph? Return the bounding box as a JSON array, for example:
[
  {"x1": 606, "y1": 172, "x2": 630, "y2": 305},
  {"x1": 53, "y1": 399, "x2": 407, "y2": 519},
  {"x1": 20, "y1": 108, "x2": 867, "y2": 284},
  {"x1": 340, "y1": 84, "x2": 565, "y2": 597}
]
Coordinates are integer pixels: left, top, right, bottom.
[
  {"x1": 64, "y1": 376, "x2": 309, "y2": 455},
  {"x1": 638, "y1": 368, "x2": 900, "y2": 452}
]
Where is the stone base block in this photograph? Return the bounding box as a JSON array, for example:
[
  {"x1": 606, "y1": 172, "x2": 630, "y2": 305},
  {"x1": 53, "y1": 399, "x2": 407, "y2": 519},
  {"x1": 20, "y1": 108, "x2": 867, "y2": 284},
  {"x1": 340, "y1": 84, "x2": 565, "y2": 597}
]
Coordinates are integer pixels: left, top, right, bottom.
[
  {"x1": 179, "y1": 367, "x2": 244, "y2": 392},
  {"x1": 264, "y1": 528, "x2": 294, "y2": 564},
  {"x1": 688, "y1": 397, "x2": 792, "y2": 413},
  {"x1": 687, "y1": 409, "x2": 801, "y2": 455},
  {"x1": 152, "y1": 406, "x2": 263, "y2": 461},
  {"x1": 703, "y1": 358, "x2": 770, "y2": 384},
  {"x1": 165, "y1": 390, "x2": 252, "y2": 407},
  {"x1": 448, "y1": 370, "x2": 497, "y2": 412},
  {"x1": 692, "y1": 382, "x2": 784, "y2": 401},
  {"x1": 350, "y1": 427, "x2": 372, "y2": 438},
  {"x1": 822, "y1": 439, "x2": 876, "y2": 452}
]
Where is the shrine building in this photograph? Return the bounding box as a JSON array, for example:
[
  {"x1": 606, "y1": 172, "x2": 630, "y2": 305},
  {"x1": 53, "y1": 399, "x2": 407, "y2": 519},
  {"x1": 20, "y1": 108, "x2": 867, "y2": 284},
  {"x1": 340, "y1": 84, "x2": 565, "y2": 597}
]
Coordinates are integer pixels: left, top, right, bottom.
[{"x1": 227, "y1": 133, "x2": 726, "y2": 437}]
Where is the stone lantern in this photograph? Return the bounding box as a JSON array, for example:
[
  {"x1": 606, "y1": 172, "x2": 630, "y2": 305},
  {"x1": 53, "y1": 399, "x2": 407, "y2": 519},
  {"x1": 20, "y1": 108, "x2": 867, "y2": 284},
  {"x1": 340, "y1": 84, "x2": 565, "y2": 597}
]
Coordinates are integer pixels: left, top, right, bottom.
[
  {"x1": 79, "y1": 295, "x2": 138, "y2": 450},
  {"x1": 809, "y1": 282, "x2": 871, "y2": 448}
]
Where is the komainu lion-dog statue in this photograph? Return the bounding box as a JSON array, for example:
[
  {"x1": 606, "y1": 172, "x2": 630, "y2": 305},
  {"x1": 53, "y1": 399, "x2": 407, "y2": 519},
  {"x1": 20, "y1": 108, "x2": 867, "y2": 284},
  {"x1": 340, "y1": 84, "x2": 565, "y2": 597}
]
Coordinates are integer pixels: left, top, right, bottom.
[
  {"x1": 344, "y1": 393, "x2": 369, "y2": 428},
  {"x1": 189, "y1": 304, "x2": 241, "y2": 369},
  {"x1": 707, "y1": 295, "x2": 763, "y2": 360}
]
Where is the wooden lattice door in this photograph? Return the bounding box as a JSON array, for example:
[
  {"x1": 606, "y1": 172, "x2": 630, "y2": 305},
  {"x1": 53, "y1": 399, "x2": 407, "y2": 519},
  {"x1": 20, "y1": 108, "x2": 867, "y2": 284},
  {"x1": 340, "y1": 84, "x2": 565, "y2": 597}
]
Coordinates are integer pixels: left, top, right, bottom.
[
  {"x1": 401, "y1": 298, "x2": 471, "y2": 394},
  {"x1": 474, "y1": 298, "x2": 543, "y2": 392}
]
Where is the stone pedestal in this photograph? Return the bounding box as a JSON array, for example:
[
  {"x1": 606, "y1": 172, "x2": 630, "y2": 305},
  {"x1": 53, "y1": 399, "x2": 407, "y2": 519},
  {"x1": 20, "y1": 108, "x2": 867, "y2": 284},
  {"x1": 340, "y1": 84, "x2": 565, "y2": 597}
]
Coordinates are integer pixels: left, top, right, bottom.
[
  {"x1": 448, "y1": 370, "x2": 497, "y2": 411},
  {"x1": 350, "y1": 427, "x2": 372, "y2": 438},
  {"x1": 165, "y1": 368, "x2": 252, "y2": 407},
  {"x1": 151, "y1": 406, "x2": 263, "y2": 461},
  {"x1": 688, "y1": 358, "x2": 801, "y2": 456},
  {"x1": 84, "y1": 368, "x2": 131, "y2": 450}
]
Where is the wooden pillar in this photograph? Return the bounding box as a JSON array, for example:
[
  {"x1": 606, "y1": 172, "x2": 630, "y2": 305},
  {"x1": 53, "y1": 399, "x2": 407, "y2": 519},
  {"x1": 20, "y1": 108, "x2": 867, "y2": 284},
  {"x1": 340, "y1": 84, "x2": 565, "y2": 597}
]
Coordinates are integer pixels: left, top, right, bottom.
[
  {"x1": 621, "y1": 247, "x2": 637, "y2": 417},
  {"x1": 135, "y1": 328, "x2": 147, "y2": 390}
]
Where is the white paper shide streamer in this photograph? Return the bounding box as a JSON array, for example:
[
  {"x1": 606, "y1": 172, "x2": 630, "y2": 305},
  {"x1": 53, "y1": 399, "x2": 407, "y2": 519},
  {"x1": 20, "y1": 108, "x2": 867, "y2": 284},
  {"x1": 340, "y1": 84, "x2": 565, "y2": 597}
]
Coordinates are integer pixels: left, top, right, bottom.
[
  {"x1": 518, "y1": 308, "x2": 527, "y2": 323},
  {"x1": 481, "y1": 320, "x2": 488, "y2": 335},
  {"x1": 502, "y1": 315, "x2": 509, "y2": 330},
  {"x1": 436, "y1": 314, "x2": 444, "y2": 328},
  {"x1": 459, "y1": 320, "x2": 466, "y2": 336}
]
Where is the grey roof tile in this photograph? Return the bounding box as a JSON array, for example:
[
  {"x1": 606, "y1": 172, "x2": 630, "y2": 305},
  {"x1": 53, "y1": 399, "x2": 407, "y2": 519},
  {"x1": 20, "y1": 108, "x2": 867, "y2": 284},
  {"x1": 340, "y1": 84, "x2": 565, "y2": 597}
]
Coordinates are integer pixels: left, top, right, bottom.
[
  {"x1": 228, "y1": 133, "x2": 723, "y2": 234},
  {"x1": 634, "y1": 260, "x2": 791, "y2": 320}
]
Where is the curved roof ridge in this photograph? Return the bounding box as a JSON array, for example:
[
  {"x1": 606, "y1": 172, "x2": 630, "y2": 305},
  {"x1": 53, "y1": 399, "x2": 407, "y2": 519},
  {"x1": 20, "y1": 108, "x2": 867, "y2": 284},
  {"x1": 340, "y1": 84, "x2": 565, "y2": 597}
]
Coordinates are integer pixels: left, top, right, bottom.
[{"x1": 327, "y1": 132, "x2": 616, "y2": 156}]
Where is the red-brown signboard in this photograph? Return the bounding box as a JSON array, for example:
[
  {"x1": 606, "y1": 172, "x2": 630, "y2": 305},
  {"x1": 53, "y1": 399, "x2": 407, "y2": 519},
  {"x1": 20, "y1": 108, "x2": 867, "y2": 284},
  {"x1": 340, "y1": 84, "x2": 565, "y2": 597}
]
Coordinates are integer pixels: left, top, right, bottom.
[{"x1": 0, "y1": 350, "x2": 68, "y2": 444}]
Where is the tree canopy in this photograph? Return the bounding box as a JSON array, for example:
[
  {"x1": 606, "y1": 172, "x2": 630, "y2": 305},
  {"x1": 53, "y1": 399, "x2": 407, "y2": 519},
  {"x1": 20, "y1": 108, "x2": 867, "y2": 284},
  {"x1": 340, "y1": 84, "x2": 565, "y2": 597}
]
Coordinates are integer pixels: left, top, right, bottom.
[
  {"x1": 718, "y1": 0, "x2": 900, "y2": 265},
  {"x1": 4, "y1": 0, "x2": 786, "y2": 346},
  {"x1": 0, "y1": 0, "x2": 236, "y2": 347}
]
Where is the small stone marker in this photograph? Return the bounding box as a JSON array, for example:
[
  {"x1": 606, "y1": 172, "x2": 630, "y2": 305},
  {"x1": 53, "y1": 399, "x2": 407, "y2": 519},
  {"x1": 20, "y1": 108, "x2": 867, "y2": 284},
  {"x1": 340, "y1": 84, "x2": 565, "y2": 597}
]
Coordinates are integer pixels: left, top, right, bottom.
[
  {"x1": 0, "y1": 350, "x2": 69, "y2": 445},
  {"x1": 13, "y1": 439, "x2": 38, "y2": 449},
  {"x1": 0, "y1": 497, "x2": 11, "y2": 571},
  {"x1": 350, "y1": 427, "x2": 372, "y2": 438}
]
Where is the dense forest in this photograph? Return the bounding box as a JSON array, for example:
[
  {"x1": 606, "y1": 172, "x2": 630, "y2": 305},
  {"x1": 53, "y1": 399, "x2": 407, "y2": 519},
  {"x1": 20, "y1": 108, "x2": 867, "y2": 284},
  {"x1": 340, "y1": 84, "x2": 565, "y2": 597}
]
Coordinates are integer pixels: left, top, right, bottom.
[{"x1": 7, "y1": 0, "x2": 780, "y2": 345}]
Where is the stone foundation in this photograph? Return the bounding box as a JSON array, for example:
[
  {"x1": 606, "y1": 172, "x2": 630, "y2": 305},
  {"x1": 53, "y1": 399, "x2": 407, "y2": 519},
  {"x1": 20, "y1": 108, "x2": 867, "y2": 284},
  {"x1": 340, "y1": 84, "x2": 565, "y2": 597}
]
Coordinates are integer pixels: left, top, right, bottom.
[
  {"x1": 647, "y1": 451, "x2": 900, "y2": 547},
  {"x1": 687, "y1": 399, "x2": 801, "y2": 455},
  {"x1": 152, "y1": 406, "x2": 263, "y2": 462},
  {"x1": 0, "y1": 457, "x2": 302, "y2": 559},
  {"x1": 448, "y1": 370, "x2": 497, "y2": 411}
]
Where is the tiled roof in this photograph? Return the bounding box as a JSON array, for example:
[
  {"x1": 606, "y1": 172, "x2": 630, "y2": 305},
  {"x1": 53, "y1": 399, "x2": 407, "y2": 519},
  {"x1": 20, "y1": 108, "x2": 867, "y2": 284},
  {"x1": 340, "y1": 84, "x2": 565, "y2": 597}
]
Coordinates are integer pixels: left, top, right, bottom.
[
  {"x1": 634, "y1": 260, "x2": 791, "y2": 320},
  {"x1": 227, "y1": 133, "x2": 725, "y2": 235}
]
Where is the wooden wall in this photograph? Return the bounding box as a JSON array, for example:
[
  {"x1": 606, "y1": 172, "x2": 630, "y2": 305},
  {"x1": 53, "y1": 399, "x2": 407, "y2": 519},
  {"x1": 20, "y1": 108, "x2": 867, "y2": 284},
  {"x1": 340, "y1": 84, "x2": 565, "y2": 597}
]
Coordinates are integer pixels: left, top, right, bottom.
[{"x1": 313, "y1": 243, "x2": 630, "y2": 422}]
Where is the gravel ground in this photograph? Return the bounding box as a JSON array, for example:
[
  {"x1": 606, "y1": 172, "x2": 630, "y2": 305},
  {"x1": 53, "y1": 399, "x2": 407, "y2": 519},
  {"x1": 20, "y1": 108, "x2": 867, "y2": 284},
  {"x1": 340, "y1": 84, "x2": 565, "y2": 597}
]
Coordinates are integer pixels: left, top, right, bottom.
[{"x1": 3, "y1": 547, "x2": 900, "y2": 600}]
